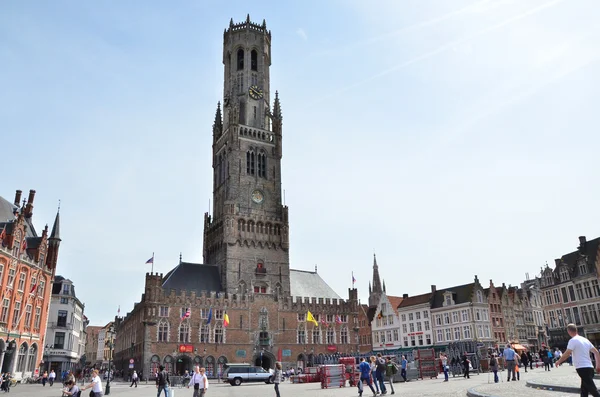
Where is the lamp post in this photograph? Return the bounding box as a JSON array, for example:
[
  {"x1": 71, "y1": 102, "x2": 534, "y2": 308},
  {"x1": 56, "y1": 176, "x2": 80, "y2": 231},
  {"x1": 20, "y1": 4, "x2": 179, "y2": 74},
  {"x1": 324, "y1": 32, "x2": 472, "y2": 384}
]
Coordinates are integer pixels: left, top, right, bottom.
[{"x1": 105, "y1": 325, "x2": 114, "y2": 395}]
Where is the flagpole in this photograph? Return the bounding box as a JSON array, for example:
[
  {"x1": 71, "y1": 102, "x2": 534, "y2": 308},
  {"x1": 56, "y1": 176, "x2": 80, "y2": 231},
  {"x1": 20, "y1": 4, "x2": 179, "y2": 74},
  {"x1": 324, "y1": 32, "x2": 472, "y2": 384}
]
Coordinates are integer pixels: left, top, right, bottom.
[{"x1": 152, "y1": 252, "x2": 154, "y2": 274}]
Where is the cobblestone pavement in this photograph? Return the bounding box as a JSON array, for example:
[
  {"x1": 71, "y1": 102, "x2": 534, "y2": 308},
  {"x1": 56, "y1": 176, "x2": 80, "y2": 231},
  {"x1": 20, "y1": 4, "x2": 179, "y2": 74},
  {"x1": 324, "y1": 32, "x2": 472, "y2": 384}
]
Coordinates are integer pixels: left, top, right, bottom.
[{"x1": 3, "y1": 367, "x2": 594, "y2": 397}]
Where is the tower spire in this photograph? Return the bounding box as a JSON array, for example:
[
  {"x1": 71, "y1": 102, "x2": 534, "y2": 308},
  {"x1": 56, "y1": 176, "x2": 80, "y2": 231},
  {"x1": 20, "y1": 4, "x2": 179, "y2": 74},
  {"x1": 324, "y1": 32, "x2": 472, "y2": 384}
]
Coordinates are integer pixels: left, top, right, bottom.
[
  {"x1": 273, "y1": 91, "x2": 282, "y2": 120},
  {"x1": 213, "y1": 102, "x2": 222, "y2": 137},
  {"x1": 368, "y1": 253, "x2": 383, "y2": 307}
]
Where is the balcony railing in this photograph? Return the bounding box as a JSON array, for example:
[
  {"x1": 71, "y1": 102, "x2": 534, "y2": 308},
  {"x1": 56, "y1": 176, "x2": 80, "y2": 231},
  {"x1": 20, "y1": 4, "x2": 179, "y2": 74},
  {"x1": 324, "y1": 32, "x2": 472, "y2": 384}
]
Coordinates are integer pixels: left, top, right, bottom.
[{"x1": 49, "y1": 322, "x2": 73, "y2": 330}]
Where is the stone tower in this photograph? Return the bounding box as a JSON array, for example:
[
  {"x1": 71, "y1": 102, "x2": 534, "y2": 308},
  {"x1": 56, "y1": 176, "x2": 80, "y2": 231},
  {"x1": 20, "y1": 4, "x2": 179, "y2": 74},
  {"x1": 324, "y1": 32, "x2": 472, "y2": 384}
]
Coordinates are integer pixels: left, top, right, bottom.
[{"x1": 203, "y1": 16, "x2": 290, "y2": 297}]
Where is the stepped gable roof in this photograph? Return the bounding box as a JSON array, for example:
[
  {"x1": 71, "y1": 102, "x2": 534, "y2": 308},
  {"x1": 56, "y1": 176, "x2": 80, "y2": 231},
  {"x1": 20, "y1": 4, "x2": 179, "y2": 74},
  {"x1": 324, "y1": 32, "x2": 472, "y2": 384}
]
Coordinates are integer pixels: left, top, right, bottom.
[
  {"x1": 386, "y1": 295, "x2": 404, "y2": 314},
  {"x1": 162, "y1": 262, "x2": 222, "y2": 294},
  {"x1": 431, "y1": 282, "x2": 474, "y2": 309},
  {"x1": 289, "y1": 269, "x2": 341, "y2": 300},
  {"x1": 560, "y1": 237, "x2": 600, "y2": 267},
  {"x1": 397, "y1": 292, "x2": 432, "y2": 309}
]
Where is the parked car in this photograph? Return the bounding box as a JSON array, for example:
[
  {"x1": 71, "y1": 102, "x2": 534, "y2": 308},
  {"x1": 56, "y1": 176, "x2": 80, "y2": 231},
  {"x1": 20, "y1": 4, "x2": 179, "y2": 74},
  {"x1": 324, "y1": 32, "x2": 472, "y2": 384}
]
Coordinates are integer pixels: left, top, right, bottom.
[{"x1": 222, "y1": 365, "x2": 273, "y2": 386}]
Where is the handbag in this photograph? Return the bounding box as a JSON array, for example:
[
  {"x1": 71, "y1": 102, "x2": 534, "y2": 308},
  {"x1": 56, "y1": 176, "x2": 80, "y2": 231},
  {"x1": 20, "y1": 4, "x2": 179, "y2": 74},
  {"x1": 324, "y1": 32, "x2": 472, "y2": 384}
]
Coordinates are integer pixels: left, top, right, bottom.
[
  {"x1": 89, "y1": 390, "x2": 94, "y2": 397},
  {"x1": 194, "y1": 383, "x2": 200, "y2": 390}
]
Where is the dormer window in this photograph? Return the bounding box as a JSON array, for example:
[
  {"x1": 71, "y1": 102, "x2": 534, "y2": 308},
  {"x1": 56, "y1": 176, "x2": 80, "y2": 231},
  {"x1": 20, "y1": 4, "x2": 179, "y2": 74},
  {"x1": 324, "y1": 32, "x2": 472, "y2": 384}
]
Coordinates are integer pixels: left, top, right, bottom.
[
  {"x1": 443, "y1": 292, "x2": 453, "y2": 306},
  {"x1": 579, "y1": 262, "x2": 588, "y2": 275},
  {"x1": 560, "y1": 267, "x2": 569, "y2": 282},
  {"x1": 545, "y1": 274, "x2": 553, "y2": 286},
  {"x1": 476, "y1": 290, "x2": 483, "y2": 303},
  {"x1": 62, "y1": 284, "x2": 70, "y2": 295}
]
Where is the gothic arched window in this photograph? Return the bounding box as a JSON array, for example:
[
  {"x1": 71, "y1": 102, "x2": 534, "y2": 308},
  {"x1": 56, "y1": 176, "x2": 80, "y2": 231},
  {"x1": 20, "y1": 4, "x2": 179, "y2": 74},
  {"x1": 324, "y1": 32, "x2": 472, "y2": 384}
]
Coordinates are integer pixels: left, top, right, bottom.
[
  {"x1": 27, "y1": 344, "x2": 37, "y2": 372},
  {"x1": 179, "y1": 321, "x2": 190, "y2": 342},
  {"x1": 237, "y1": 48, "x2": 244, "y2": 70},
  {"x1": 257, "y1": 153, "x2": 266, "y2": 178},
  {"x1": 158, "y1": 320, "x2": 169, "y2": 342},
  {"x1": 246, "y1": 151, "x2": 255, "y2": 175},
  {"x1": 251, "y1": 50, "x2": 258, "y2": 71},
  {"x1": 200, "y1": 325, "x2": 210, "y2": 343},
  {"x1": 16, "y1": 343, "x2": 27, "y2": 372}
]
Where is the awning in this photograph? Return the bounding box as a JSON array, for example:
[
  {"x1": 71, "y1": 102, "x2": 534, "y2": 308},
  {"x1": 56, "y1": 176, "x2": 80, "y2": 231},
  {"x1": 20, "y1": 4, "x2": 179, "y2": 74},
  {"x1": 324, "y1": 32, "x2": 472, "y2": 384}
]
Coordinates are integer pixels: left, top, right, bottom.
[{"x1": 512, "y1": 344, "x2": 527, "y2": 351}]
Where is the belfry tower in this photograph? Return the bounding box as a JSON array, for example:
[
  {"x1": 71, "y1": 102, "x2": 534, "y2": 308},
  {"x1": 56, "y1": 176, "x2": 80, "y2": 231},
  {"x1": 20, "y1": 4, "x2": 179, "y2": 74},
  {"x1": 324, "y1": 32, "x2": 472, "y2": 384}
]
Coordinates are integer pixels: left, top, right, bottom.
[{"x1": 203, "y1": 16, "x2": 290, "y2": 297}]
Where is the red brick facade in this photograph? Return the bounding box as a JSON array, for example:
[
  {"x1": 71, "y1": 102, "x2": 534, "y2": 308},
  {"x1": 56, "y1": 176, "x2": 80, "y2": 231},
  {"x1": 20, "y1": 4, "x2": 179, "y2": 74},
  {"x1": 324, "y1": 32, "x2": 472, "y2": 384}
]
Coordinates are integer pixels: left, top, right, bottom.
[{"x1": 0, "y1": 189, "x2": 60, "y2": 379}]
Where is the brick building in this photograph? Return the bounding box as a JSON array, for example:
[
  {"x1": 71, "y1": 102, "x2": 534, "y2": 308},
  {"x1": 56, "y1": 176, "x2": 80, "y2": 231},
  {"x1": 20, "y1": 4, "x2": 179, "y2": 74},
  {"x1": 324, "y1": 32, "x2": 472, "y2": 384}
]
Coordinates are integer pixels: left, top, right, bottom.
[
  {"x1": 0, "y1": 189, "x2": 60, "y2": 379},
  {"x1": 84, "y1": 326, "x2": 102, "y2": 366},
  {"x1": 486, "y1": 280, "x2": 507, "y2": 344},
  {"x1": 113, "y1": 16, "x2": 359, "y2": 379}
]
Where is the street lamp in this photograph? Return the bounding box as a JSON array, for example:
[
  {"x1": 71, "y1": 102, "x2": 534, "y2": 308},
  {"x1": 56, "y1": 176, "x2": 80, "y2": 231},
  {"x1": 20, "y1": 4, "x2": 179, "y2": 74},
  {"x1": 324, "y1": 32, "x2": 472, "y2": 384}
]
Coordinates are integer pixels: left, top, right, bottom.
[{"x1": 105, "y1": 326, "x2": 115, "y2": 395}]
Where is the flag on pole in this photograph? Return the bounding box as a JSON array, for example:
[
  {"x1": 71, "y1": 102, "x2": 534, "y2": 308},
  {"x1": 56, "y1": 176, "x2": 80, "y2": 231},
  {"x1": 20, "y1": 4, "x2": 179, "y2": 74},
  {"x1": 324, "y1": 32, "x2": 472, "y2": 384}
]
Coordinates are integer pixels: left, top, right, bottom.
[
  {"x1": 223, "y1": 313, "x2": 230, "y2": 327},
  {"x1": 335, "y1": 315, "x2": 342, "y2": 325},
  {"x1": 206, "y1": 308, "x2": 213, "y2": 325},
  {"x1": 352, "y1": 272, "x2": 356, "y2": 285},
  {"x1": 307, "y1": 311, "x2": 318, "y2": 326},
  {"x1": 21, "y1": 238, "x2": 27, "y2": 251},
  {"x1": 321, "y1": 316, "x2": 328, "y2": 327},
  {"x1": 181, "y1": 308, "x2": 191, "y2": 321},
  {"x1": 30, "y1": 282, "x2": 38, "y2": 294},
  {"x1": 118, "y1": 306, "x2": 121, "y2": 316},
  {"x1": 145, "y1": 256, "x2": 154, "y2": 264}
]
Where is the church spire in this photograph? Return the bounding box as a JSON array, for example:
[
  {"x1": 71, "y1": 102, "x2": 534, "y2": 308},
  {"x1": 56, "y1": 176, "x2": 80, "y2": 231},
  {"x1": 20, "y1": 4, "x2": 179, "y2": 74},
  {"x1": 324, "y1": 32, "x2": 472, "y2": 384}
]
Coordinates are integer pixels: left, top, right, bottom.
[
  {"x1": 213, "y1": 102, "x2": 222, "y2": 137},
  {"x1": 383, "y1": 279, "x2": 386, "y2": 293},
  {"x1": 372, "y1": 253, "x2": 382, "y2": 294}
]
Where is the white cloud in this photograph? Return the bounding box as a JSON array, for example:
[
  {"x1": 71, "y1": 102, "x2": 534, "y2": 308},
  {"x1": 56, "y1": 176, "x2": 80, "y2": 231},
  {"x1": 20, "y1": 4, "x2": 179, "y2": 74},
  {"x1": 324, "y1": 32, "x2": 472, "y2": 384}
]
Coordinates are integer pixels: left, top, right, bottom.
[{"x1": 296, "y1": 28, "x2": 307, "y2": 41}]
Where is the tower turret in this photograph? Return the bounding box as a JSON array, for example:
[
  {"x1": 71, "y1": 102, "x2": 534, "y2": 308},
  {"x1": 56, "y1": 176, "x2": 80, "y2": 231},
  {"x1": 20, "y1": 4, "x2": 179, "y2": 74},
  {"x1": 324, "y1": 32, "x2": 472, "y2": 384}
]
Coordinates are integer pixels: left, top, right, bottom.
[{"x1": 46, "y1": 210, "x2": 61, "y2": 271}]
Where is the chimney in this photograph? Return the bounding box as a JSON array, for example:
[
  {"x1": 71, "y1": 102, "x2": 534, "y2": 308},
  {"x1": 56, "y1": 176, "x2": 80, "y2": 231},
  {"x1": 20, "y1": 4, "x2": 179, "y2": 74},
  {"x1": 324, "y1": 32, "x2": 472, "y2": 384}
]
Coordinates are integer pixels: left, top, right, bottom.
[
  {"x1": 502, "y1": 283, "x2": 506, "y2": 289},
  {"x1": 24, "y1": 189, "x2": 36, "y2": 218},
  {"x1": 579, "y1": 236, "x2": 587, "y2": 247},
  {"x1": 403, "y1": 293, "x2": 408, "y2": 299},
  {"x1": 554, "y1": 259, "x2": 561, "y2": 266},
  {"x1": 431, "y1": 285, "x2": 436, "y2": 293},
  {"x1": 13, "y1": 190, "x2": 22, "y2": 207}
]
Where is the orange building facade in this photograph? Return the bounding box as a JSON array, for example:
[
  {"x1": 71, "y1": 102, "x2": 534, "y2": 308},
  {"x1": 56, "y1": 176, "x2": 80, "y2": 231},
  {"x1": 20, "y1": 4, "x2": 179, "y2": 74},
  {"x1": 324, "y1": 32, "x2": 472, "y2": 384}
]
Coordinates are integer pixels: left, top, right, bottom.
[{"x1": 0, "y1": 190, "x2": 60, "y2": 379}]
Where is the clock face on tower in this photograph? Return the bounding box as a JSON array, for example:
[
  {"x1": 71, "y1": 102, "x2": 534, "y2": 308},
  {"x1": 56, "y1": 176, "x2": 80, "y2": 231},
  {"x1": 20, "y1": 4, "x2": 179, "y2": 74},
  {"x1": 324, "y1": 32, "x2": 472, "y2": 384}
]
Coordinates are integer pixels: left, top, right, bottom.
[
  {"x1": 249, "y1": 85, "x2": 264, "y2": 100},
  {"x1": 251, "y1": 190, "x2": 264, "y2": 204}
]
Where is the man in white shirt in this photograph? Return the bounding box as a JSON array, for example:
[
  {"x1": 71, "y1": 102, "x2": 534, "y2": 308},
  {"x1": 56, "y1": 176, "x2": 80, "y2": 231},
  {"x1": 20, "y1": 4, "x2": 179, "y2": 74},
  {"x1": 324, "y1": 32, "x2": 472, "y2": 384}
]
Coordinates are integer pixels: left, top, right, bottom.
[
  {"x1": 556, "y1": 323, "x2": 600, "y2": 397},
  {"x1": 188, "y1": 366, "x2": 208, "y2": 397}
]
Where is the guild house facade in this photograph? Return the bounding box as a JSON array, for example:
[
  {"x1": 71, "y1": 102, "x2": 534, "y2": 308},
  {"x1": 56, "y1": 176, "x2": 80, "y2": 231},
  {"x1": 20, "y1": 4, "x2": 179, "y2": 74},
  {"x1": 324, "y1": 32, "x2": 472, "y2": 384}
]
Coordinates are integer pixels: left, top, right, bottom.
[
  {"x1": 0, "y1": 190, "x2": 61, "y2": 379},
  {"x1": 114, "y1": 16, "x2": 359, "y2": 379}
]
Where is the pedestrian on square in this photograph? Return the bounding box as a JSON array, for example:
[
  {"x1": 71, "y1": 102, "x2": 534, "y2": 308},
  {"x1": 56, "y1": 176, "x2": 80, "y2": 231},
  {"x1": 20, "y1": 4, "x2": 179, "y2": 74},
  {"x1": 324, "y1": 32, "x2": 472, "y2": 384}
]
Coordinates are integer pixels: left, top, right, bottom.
[
  {"x1": 155, "y1": 365, "x2": 170, "y2": 397},
  {"x1": 358, "y1": 357, "x2": 377, "y2": 397},
  {"x1": 400, "y1": 355, "x2": 408, "y2": 382},
  {"x1": 369, "y1": 356, "x2": 380, "y2": 394},
  {"x1": 440, "y1": 353, "x2": 449, "y2": 382},
  {"x1": 273, "y1": 362, "x2": 283, "y2": 397},
  {"x1": 82, "y1": 369, "x2": 103, "y2": 397},
  {"x1": 188, "y1": 366, "x2": 206, "y2": 397},
  {"x1": 527, "y1": 351, "x2": 533, "y2": 370},
  {"x1": 49, "y1": 369, "x2": 56, "y2": 386},
  {"x1": 42, "y1": 370, "x2": 48, "y2": 386},
  {"x1": 556, "y1": 323, "x2": 600, "y2": 397},
  {"x1": 520, "y1": 351, "x2": 529, "y2": 373},
  {"x1": 489, "y1": 354, "x2": 499, "y2": 383},
  {"x1": 130, "y1": 370, "x2": 138, "y2": 388},
  {"x1": 462, "y1": 352, "x2": 470, "y2": 379},
  {"x1": 375, "y1": 353, "x2": 387, "y2": 395},
  {"x1": 502, "y1": 345, "x2": 517, "y2": 381},
  {"x1": 62, "y1": 379, "x2": 80, "y2": 397},
  {"x1": 385, "y1": 357, "x2": 397, "y2": 394}
]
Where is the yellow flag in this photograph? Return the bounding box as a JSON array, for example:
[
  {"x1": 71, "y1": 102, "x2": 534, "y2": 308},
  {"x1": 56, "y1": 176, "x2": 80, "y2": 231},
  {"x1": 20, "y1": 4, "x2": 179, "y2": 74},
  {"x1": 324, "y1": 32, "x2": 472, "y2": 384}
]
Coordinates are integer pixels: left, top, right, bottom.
[{"x1": 307, "y1": 311, "x2": 319, "y2": 326}]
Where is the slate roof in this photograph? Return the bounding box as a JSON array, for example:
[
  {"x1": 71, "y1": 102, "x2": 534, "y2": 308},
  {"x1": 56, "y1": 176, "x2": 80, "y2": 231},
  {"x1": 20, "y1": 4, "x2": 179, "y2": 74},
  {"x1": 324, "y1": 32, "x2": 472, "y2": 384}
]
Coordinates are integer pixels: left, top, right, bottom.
[
  {"x1": 560, "y1": 237, "x2": 600, "y2": 267},
  {"x1": 162, "y1": 262, "x2": 222, "y2": 294},
  {"x1": 289, "y1": 269, "x2": 342, "y2": 300},
  {"x1": 52, "y1": 275, "x2": 78, "y2": 298},
  {"x1": 431, "y1": 283, "x2": 474, "y2": 309},
  {"x1": 0, "y1": 195, "x2": 17, "y2": 223},
  {"x1": 397, "y1": 292, "x2": 432, "y2": 309}
]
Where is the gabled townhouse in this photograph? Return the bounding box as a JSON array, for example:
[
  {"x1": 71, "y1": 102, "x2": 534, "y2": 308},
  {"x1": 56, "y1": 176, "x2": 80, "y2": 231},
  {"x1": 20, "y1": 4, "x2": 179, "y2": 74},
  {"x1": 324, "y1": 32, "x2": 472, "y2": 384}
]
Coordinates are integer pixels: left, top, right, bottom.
[
  {"x1": 396, "y1": 292, "x2": 433, "y2": 349},
  {"x1": 431, "y1": 276, "x2": 494, "y2": 347},
  {"x1": 486, "y1": 280, "x2": 507, "y2": 344},
  {"x1": 371, "y1": 292, "x2": 403, "y2": 353},
  {"x1": 522, "y1": 278, "x2": 546, "y2": 350},
  {"x1": 508, "y1": 286, "x2": 526, "y2": 343}
]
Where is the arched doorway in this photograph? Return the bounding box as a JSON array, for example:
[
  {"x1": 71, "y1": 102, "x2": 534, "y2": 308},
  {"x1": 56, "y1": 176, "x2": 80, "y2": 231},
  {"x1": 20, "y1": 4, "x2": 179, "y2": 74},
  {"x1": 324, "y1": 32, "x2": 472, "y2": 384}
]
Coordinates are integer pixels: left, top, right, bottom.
[
  {"x1": 217, "y1": 356, "x2": 228, "y2": 378},
  {"x1": 253, "y1": 350, "x2": 275, "y2": 370},
  {"x1": 296, "y1": 354, "x2": 307, "y2": 372},
  {"x1": 175, "y1": 355, "x2": 192, "y2": 375},
  {"x1": 205, "y1": 356, "x2": 215, "y2": 378}
]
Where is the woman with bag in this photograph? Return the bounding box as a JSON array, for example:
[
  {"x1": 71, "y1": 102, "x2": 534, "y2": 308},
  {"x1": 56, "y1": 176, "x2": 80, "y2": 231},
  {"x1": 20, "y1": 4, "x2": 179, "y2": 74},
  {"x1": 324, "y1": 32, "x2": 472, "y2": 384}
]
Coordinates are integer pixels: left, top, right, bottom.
[
  {"x1": 273, "y1": 362, "x2": 283, "y2": 397},
  {"x1": 440, "y1": 353, "x2": 449, "y2": 382}
]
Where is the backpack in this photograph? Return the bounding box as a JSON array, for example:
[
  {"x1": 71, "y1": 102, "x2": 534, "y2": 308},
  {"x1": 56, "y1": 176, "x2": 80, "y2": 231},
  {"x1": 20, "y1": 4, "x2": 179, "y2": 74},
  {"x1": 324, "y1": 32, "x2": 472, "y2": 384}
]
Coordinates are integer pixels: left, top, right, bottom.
[
  {"x1": 391, "y1": 363, "x2": 398, "y2": 375},
  {"x1": 377, "y1": 358, "x2": 386, "y2": 372}
]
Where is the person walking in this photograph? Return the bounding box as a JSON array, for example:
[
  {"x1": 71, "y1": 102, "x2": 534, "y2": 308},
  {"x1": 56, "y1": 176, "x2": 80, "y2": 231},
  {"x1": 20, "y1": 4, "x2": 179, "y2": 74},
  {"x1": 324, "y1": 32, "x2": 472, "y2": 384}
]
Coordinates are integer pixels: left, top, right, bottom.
[
  {"x1": 462, "y1": 352, "x2": 470, "y2": 379},
  {"x1": 520, "y1": 351, "x2": 529, "y2": 373},
  {"x1": 503, "y1": 345, "x2": 517, "y2": 381},
  {"x1": 49, "y1": 370, "x2": 56, "y2": 386},
  {"x1": 375, "y1": 353, "x2": 387, "y2": 395},
  {"x1": 41, "y1": 371, "x2": 48, "y2": 386},
  {"x1": 273, "y1": 362, "x2": 283, "y2": 397},
  {"x1": 358, "y1": 357, "x2": 377, "y2": 397},
  {"x1": 82, "y1": 369, "x2": 103, "y2": 397},
  {"x1": 489, "y1": 354, "x2": 499, "y2": 383},
  {"x1": 527, "y1": 351, "x2": 533, "y2": 370},
  {"x1": 440, "y1": 353, "x2": 449, "y2": 382},
  {"x1": 130, "y1": 370, "x2": 138, "y2": 388},
  {"x1": 385, "y1": 357, "x2": 396, "y2": 395},
  {"x1": 543, "y1": 347, "x2": 551, "y2": 371},
  {"x1": 188, "y1": 366, "x2": 206, "y2": 397},
  {"x1": 556, "y1": 323, "x2": 600, "y2": 397},
  {"x1": 155, "y1": 365, "x2": 170, "y2": 397},
  {"x1": 400, "y1": 355, "x2": 408, "y2": 382},
  {"x1": 369, "y1": 356, "x2": 380, "y2": 394}
]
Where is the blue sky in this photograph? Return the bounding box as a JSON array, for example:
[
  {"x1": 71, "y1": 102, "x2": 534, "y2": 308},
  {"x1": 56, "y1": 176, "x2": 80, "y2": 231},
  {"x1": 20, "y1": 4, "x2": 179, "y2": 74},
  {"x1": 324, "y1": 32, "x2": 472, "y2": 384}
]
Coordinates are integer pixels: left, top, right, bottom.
[{"x1": 1, "y1": 0, "x2": 599, "y2": 325}]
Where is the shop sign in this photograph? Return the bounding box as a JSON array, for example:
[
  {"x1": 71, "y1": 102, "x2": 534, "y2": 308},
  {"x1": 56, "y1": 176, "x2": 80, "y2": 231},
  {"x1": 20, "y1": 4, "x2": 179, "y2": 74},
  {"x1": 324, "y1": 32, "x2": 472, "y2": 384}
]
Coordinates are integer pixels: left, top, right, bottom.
[
  {"x1": 326, "y1": 345, "x2": 337, "y2": 352},
  {"x1": 235, "y1": 350, "x2": 246, "y2": 358},
  {"x1": 178, "y1": 344, "x2": 193, "y2": 353},
  {"x1": 282, "y1": 349, "x2": 292, "y2": 357}
]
